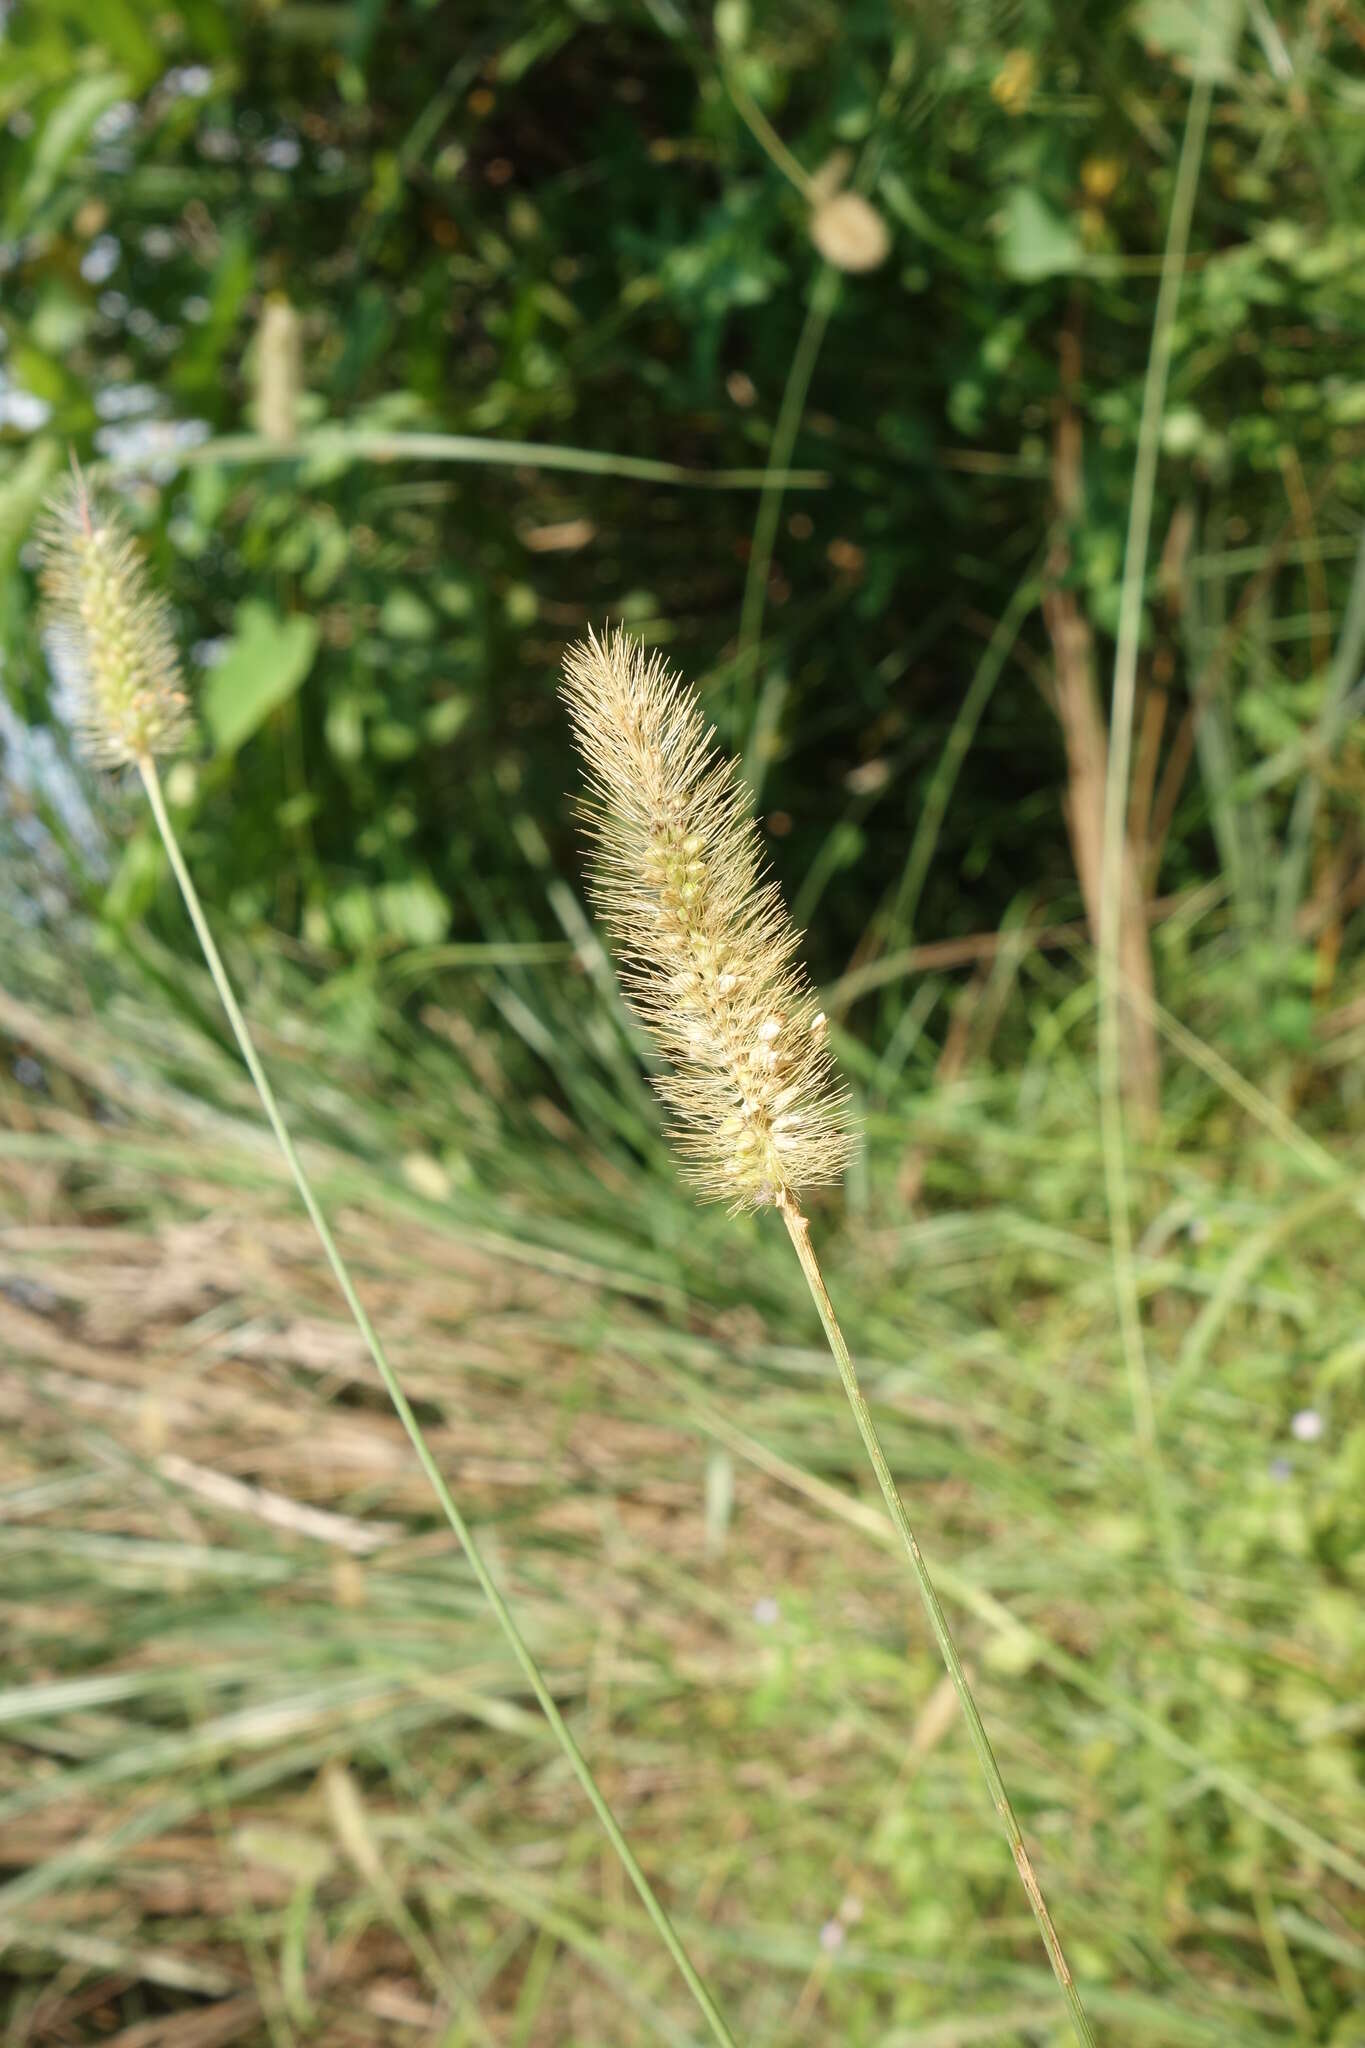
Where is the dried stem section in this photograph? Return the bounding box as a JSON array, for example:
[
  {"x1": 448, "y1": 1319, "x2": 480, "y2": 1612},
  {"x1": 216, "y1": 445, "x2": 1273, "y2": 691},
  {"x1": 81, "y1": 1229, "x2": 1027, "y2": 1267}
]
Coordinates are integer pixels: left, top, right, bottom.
[{"x1": 1042, "y1": 328, "x2": 1160, "y2": 1129}]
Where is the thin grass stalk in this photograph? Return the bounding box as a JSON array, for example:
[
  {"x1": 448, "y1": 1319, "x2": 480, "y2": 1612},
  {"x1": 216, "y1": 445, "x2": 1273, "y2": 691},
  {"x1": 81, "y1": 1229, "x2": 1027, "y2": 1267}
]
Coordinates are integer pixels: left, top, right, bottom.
[
  {"x1": 1274, "y1": 521, "x2": 1365, "y2": 943},
  {"x1": 1096, "y1": 76, "x2": 1211, "y2": 1586},
  {"x1": 562, "y1": 627, "x2": 1096, "y2": 2046},
  {"x1": 870, "y1": 561, "x2": 1043, "y2": 970},
  {"x1": 735, "y1": 266, "x2": 839, "y2": 766},
  {"x1": 134, "y1": 754, "x2": 739, "y2": 2048},
  {"x1": 160, "y1": 428, "x2": 827, "y2": 492},
  {"x1": 776, "y1": 1194, "x2": 1097, "y2": 2048}
]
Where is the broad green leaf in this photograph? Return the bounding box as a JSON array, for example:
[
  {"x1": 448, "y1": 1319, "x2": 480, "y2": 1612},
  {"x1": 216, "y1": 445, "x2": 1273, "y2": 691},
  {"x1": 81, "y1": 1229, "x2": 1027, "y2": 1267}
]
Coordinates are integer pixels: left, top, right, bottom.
[
  {"x1": 375, "y1": 874, "x2": 451, "y2": 945},
  {"x1": 1131, "y1": 0, "x2": 1247, "y2": 80},
  {"x1": 424, "y1": 693, "x2": 470, "y2": 745},
  {"x1": 8, "y1": 71, "x2": 128, "y2": 233},
  {"x1": 379, "y1": 588, "x2": 435, "y2": 640},
  {"x1": 997, "y1": 189, "x2": 1083, "y2": 282},
  {"x1": 201, "y1": 601, "x2": 319, "y2": 756},
  {"x1": 53, "y1": 0, "x2": 160, "y2": 80}
]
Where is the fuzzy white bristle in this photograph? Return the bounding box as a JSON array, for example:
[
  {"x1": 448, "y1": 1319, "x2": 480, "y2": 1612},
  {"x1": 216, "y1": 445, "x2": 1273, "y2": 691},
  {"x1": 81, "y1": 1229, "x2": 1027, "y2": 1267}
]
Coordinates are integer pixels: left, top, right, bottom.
[
  {"x1": 37, "y1": 471, "x2": 191, "y2": 769},
  {"x1": 562, "y1": 627, "x2": 852, "y2": 1213}
]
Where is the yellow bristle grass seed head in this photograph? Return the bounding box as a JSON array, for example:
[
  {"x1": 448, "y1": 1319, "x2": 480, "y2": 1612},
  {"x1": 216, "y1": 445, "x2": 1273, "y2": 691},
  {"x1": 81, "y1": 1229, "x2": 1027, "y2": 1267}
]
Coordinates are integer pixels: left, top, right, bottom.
[
  {"x1": 37, "y1": 467, "x2": 191, "y2": 769},
  {"x1": 562, "y1": 626, "x2": 853, "y2": 1214}
]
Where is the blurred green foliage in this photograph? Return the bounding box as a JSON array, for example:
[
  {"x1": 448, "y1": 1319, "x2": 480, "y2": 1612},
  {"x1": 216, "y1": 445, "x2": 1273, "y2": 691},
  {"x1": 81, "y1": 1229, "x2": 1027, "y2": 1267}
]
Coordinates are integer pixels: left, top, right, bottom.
[{"x1": 2, "y1": 0, "x2": 1363, "y2": 1055}]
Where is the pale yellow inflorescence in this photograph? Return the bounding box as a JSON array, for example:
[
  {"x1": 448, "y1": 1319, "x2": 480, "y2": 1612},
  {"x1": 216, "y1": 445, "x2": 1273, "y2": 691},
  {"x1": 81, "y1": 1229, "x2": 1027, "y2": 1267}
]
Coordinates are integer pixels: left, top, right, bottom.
[
  {"x1": 563, "y1": 627, "x2": 853, "y2": 1213},
  {"x1": 37, "y1": 472, "x2": 192, "y2": 769}
]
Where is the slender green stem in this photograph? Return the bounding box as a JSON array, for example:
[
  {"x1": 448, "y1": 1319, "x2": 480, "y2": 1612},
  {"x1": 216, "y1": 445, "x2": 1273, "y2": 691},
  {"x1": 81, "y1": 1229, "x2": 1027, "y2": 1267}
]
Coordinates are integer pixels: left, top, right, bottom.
[
  {"x1": 1274, "y1": 521, "x2": 1365, "y2": 943},
  {"x1": 155, "y1": 429, "x2": 826, "y2": 493},
  {"x1": 736, "y1": 265, "x2": 840, "y2": 765},
  {"x1": 1096, "y1": 77, "x2": 1211, "y2": 1586},
  {"x1": 722, "y1": 62, "x2": 817, "y2": 200},
  {"x1": 136, "y1": 754, "x2": 739, "y2": 2048},
  {"x1": 871, "y1": 563, "x2": 1043, "y2": 967},
  {"x1": 778, "y1": 1197, "x2": 1097, "y2": 2048}
]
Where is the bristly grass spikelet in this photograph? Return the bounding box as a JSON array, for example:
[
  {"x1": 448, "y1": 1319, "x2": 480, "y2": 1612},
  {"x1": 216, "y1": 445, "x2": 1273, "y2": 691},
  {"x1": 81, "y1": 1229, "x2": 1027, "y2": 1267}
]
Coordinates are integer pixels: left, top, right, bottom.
[
  {"x1": 562, "y1": 626, "x2": 853, "y2": 1212},
  {"x1": 564, "y1": 625, "x2": 1097, "y2": 2048},
  {"x1": 37, "y1": 466, "x2": 192, "y2": 769}
]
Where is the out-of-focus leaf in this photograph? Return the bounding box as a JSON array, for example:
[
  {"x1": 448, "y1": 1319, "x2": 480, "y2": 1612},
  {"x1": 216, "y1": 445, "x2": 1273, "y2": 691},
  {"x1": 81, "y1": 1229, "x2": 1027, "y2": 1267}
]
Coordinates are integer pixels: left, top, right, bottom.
[
  {"x1": 1131, "y1": 0, "x2": 1248, "y2": 80},
  {"x1": 424, "y1": 693, "x2": 470, "y2": 744},
  {"x1": 9, "y1": 340, "x2": 85, "y2": 411},
  {"x1": 54, "y1": 0, "x2": 160, "y2": 79},
  {"x1": 375, "y1": 874, "x2": 450, "y2": 945},
  {"x1": 997, "y1": 189, "x2": 1083, "y2": 281},
  {"x1": 174, "y1": 226, "x2": 254, "y2": 395},
  {"x1": 0, "y1": 438, "x2": 61, "y2": 576},
  {"x1": 201, "y1": 602, "x2": 319, "y2": 756},
  {"x1": 7, "y1": 71, "x2": 128, "y2": 232},
  {"x1": 174, "y1": 0, "x2": 236, "y2": 56},
  {"x1": 102, "y1": 825, "x2": 162, "y2": 927},
  {"x1": 497, "y1": 14, "x2": 573, "y2": 81},
  {"x1": 379, "y1": 588, "x2": 436, "y2": 640}
]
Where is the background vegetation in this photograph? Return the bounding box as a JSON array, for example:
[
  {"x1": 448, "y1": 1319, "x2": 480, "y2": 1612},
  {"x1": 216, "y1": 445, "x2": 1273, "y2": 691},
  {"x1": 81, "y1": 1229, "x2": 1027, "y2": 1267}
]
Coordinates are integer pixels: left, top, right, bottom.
[{"x1": 3, "y1": 2, "x2": 1365, "y2": 2043}]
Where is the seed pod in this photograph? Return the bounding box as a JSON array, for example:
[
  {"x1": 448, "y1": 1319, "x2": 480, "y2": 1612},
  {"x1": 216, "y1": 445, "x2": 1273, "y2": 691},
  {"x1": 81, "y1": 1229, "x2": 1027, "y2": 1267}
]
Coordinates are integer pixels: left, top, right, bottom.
[
  {"x1": 809, "y1": 191, "x2": 890, "y2": 273},
  {"x1": 255, "y1": 295, "x2": 302, "y2": 445}
]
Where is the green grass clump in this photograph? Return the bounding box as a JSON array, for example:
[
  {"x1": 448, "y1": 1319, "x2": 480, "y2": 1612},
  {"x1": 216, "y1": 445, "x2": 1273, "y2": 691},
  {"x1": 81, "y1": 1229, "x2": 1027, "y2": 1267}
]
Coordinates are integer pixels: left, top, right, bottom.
[{"x1": 2, "y1": 896, "x2": 1364, "y2": 2044}]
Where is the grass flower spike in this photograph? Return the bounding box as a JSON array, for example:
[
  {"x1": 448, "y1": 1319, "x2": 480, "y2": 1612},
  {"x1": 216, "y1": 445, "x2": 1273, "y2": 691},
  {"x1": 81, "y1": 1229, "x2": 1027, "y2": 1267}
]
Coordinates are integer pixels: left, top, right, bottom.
[
  {"x1": 38, "y1": 469, "x2": 191, "y2": 768},
  {"x1": 562, "y1": 626, "x2": 852, "y2": 1211},
  {"x1": 565, "y1": 627, "x2": 1097, "y2": 2048}
]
